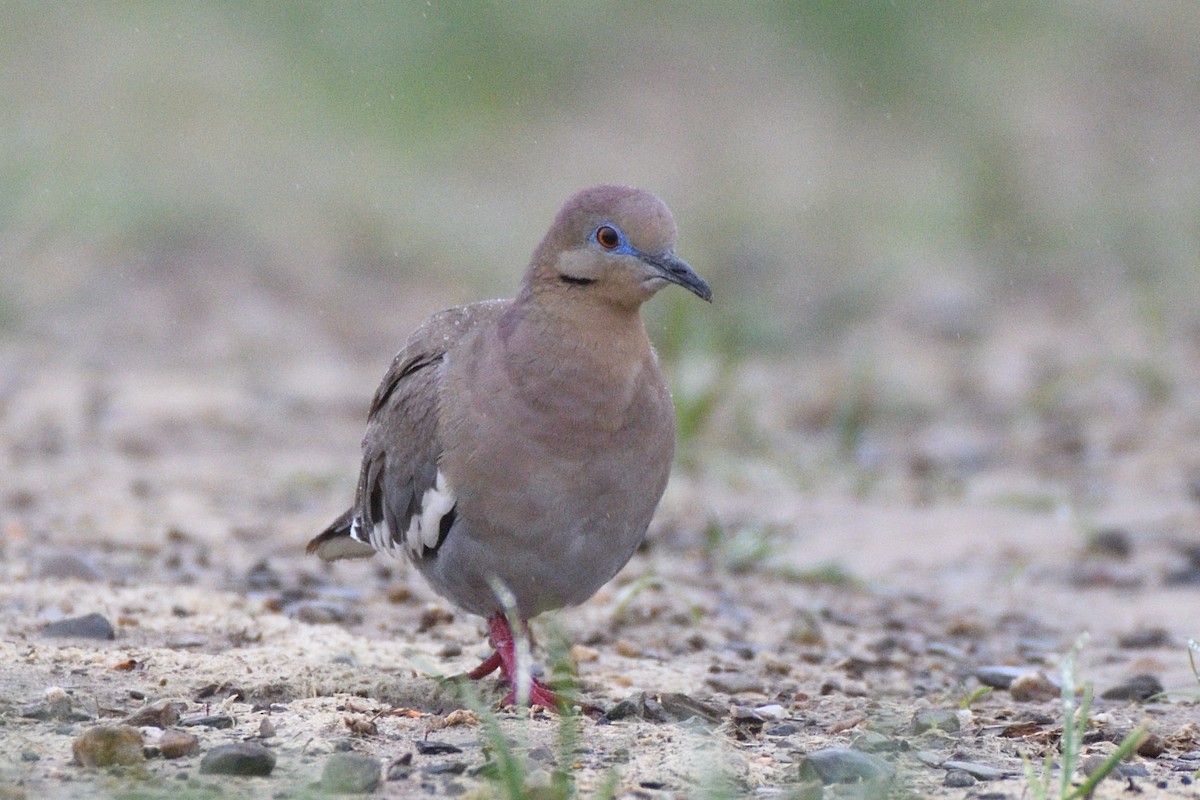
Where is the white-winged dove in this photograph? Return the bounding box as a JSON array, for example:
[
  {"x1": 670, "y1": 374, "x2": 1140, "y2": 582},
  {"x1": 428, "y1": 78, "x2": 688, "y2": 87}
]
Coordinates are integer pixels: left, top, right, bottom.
[{"x1": 308, "y1": 185, "x2": 711, "y2": 709}]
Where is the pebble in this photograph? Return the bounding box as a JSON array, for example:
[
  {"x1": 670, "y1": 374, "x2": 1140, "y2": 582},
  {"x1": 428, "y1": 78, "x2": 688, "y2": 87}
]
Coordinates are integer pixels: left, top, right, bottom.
[
  {"x1": 1084, "y1": 528, "x2": 1133, "y2": 559},
  {"x1": 974, "y1": 665, "x2": 1027, "y2": 690},
  {"x1": 944, "y1": 769, "x2": 976, "y2": 787},
  {"x1": 1117, "y1": 627, "x2": 1172, "y2": 649},
  {"x1": 415, "y1": 740, "x2": 462, "y2": 756},
  {"x1": 41, "y1": 613, "x2": 115, "y2": 640},
  {"x1": 123, "y1": 700, "x2": 181, "y2": 728},
  {"x1": 1009, "y1": 671, "x2": 1059, "y2": 702},
  {"x1": 180, "y1": 714, "x2": 235, "y2": 729},
  {"x1": 320, "y1": 752, "x2": 382, "y2": 794},
  {"x1": 706, "y1": 673, "x2": 765, "y2": 695},
  {"x1": 765, "y1": 724, "x2": 798, "y2": 737},
  {"x1": 942, "y1": 760, "x2": 1007, "y2": 780},
  {"x1": 37, "y1": 552, "x2": 103, "y2": 581},
  {"x1": 851, "y1": 731, "x2": 906, "y2": 753},
  {"x1": 797, "y1": 748, "x2": 895, "y2": 784},
  {"x1": 423, "y1": 762, "x2": 467, "y2": 776},
  {"x1": 198, "y1": 742, "x2": 276, "y2": 776},
  {"x1": 1138, "y1": 733, "x2": 1167, "y2": 758},
  {"x1": 1100, "y1": 673, "x2": 1163, "y2": 702},
  {"x1": 289, "y1": 600, "x2": 361, "y2": 625},
  {"x1": 72, "y1": 725, "x2": 144, "y2": 767},
  {"x1": 158, "y1": 729, "x2": 200, "y2": 759},
  {"x1": 911, "y1": 708, "x2": 960, "y2": 734}
]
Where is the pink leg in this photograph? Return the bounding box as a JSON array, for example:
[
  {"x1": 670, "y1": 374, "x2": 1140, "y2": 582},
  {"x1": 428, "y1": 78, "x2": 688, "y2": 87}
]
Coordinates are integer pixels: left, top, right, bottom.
[{"x1": 466, "y1": 613, "x2": 568, "y2": 710}]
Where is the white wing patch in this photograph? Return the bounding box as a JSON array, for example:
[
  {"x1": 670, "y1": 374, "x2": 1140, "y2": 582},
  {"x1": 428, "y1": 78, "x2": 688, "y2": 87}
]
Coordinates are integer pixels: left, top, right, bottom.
[
  {"x1": 349, "y1": 471, "x2": 455, "y2": 559},
  {"x1": 405, "y1": 470, "x2": 456, "y2": 556}
]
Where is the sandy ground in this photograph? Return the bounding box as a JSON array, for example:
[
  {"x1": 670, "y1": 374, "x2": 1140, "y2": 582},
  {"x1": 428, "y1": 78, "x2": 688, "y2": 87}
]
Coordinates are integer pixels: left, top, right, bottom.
[{"x1": 2, "y1": 250, "x2": 1200, "y2": 799}]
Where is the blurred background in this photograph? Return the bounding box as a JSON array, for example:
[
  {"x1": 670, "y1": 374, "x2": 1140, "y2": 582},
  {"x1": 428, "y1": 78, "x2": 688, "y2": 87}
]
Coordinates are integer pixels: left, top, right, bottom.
[{"x1": 3, "y1": 1, "x2": 1200, "y2": 547}]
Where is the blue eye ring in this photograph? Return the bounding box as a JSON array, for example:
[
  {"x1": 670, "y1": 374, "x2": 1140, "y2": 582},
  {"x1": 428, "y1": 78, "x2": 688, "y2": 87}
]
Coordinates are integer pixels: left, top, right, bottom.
[{"x1": 594, "y1": 224, "x2": 621, "y2": 250}]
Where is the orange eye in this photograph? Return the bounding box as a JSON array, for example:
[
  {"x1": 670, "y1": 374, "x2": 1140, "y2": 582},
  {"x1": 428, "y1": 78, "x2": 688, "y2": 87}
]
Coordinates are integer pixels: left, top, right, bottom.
[{"x1": 595, "y1": 225, "x2": 620, "y2": 250}]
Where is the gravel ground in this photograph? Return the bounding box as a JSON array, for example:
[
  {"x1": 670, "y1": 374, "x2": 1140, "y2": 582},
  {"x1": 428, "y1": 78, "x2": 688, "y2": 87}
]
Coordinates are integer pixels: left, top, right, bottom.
[{"x1": 2, "y1": 251, "x2": 1200, "y2": 799}]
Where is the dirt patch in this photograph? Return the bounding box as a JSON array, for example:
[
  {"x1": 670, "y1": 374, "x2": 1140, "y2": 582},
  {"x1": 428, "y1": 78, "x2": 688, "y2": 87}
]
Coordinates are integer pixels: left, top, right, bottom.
[{"x1": 2, "y1": 258, "x2": 1200, "y2": 799}]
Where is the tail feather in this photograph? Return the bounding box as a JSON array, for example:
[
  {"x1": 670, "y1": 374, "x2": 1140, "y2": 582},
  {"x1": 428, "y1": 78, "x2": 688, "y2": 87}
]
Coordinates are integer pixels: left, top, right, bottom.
[{"x1": 307, "y1": 508, "x2": 377, "y2": 561}]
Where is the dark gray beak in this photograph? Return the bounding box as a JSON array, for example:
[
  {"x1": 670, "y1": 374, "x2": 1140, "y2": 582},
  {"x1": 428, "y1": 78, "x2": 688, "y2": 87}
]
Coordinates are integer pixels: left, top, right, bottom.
[{"x1": 645, "y1": 252, "x2": 713, "y2": 302}]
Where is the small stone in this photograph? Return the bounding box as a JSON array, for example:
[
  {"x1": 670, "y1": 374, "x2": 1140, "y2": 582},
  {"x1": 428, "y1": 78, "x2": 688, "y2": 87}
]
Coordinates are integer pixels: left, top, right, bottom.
[
  {"x1": 387, "y1": 753, "x2": 413, "y2": 780},
  {"x1": 424, "y1": 762, "x2": 467, "y2": 776},
  {"x1": 852, "y1": 731, "x2": 907, "y2": 753},
  {"x1": 974, "y1": 665, "x2": 1027, "y2": 690},
  {"x1": 942, "y1": 760, "x2": 1007, "y2": 780},
  {"x1": 19, "y1": 752, "x2": 39, "y2": 762},
  {"x1": 42, "y1": 613, "x2": 115, "y2": 640},
  {"x1": 1009, "y1": 671, "x2": 1059, "y2": 702},
  {"x1": 944, "y1": 769, "x2": 976, "y2": 787},
  {"x1": 180, "y1": 714, "x2": 235, "y2": 729},
  {"x1": 123, "y1": 700, "x2": 181, "y2": 728},
  {"x1": 320, "y1": 752, "x2": 382, "y2": 794},
  {"x1": 798, "y1": 748, "x2": 895, "y2": 784},
  {"x1": 754, "y1": 703, "x2": 787, "y2": 721},
  {"x1": 37, "y1": 552, "x2": 103, "y2": 581},
  {"x1": 198, "y1": 742, "x2": 276, "y2": 776},
  {"x1": 1117, "y1": 628, "x2": 1171, "y2": 649},
  {"x1": 290, "y1": 600, "x2": 360, "y2": 625},
  {"x1": 705, "y1": 672, "x2": 764, "y2": 695},
  {"x1": 1100, "y1": 673, "x2": 1164, "y2": 702},
  {"x1": 258, "y1": 718, "x2": 276, "y2": 739},
  {"x1": 1084, "y1": 528, "x2": 1133, "y2": 559},
  {"x1": 415, "y1": 740, "x2": 462, "y2": 756},
  {"x1": 1138, "y1": 733, "x2": 1166, "y2": 758},
  {"x1": 1080, "y1": 754, "x2": 1114, "y2": 780},
  {"x1": 766, "y1": 724, "x2": 798, "y2": 737},
  {"x1": 911, "y1": 708, "x2": 960, "y2": 734},
  {"x1": 244, "y1": 559, "x2": 282, "y2": 591},
  {"x1": 439, "y1": 642, "x2": 463, "y2": 658},
  {"x1": 417, "y1": 605, "x2": 453, "y2": 632},
  {"x1": 72, "y1": 725, "x2": 145, "y2": 767},
  {"x1": 158, "y1": 730, "x2": 200, "y2": 759}
]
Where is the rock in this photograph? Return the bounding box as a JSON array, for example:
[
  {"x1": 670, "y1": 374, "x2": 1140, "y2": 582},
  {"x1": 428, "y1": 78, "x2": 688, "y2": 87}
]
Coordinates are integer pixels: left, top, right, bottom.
[
  {"x1": 942, "y1": 760, "x2": 1007, "y2": 780},
  {"x1": 1009, "y1": 671, "x2": 1059, "y2": 702},
  {"x1": 41, "y1": 613, "x2": 115, "y2": 640},
  {"x1": 180, "y1": 714, "x2": 235, "y2": 729},
  {"x1": 766, "y1": 724, "x2": 798, "y2": 737},
  {"x1": 258, "y1": 718, "x2": 276, "y2": 739},
  {"x1": 798, "y1": 748, "x2": 895, "y2": 784},
  {"x1": 974, "y1": 665, "x2": 1028, "y2": 690},
  {"x1": 851, "y1": 731, "x2": 906, "y2": 753},
  {"x1": 911, "y1": 708, "x2": 960, "y2": 734},
  {"x1": 1084, "y1": 528, "x2": 1133, "y2": 559},
  {"x1": 944, "y1": 769, "x2": 975, "y2": 787},
  {"x1": 37, "y1": 552, "x2": 103, "y2": 581},
  {"x1": 1100, "y1": 673, "x2": 1164, "y2": 702},
  {"x1": 415, "y1": 740, "x2": 462, "y2": 756},
  {"x1": 1138, "y1": 733, "x2": 1167, "y2": 758},
  {"x1": 123, "y1": 700, "x2": 181, "y2": 728},
  {"x1": 72, "y1": 725, "x2": 144, "y2": 767},
  {"x1": 754, "y1": 703, "x2": 787, "y2": 720},
  {"x1": 19, "y1": 687, "x2": 89, "y2": 722},
  {"x1": 705, "y1": 672, "x2": 764, "y2": 695},
  {"x1": 320, "y1": 752, "x2": 382, "y2": 794},
  {"x1": 288, "y1": 600, "x2": 361, "y2": 625},
  {"x1": 158, "y1": 729, "x2": 200, "y2": 759},
  {"x1": 601, "y1": 692, "x2": 724, "y2": 724},
  {"x1": 244, "y1": 559, "x2": 282, "y2": 591},
  {"x1": 198, "y1": 742, "x2": 276, "y2": 776},
  {"x1": 1117, "y1": 628, "x2": 1171, "y2": 649}
]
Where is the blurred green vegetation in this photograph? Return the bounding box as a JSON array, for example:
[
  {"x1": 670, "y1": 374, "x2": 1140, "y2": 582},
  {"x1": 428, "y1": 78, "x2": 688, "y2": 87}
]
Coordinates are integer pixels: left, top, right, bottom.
[{"x1": 3, "y1": 1, "x2": 1198, "y2": 349}]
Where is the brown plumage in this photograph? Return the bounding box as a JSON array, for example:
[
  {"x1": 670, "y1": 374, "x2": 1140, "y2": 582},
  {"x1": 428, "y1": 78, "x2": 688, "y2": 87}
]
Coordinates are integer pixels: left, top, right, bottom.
[{"x1": 308, "y1": 185, "x2": 711, "y2": 709}]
